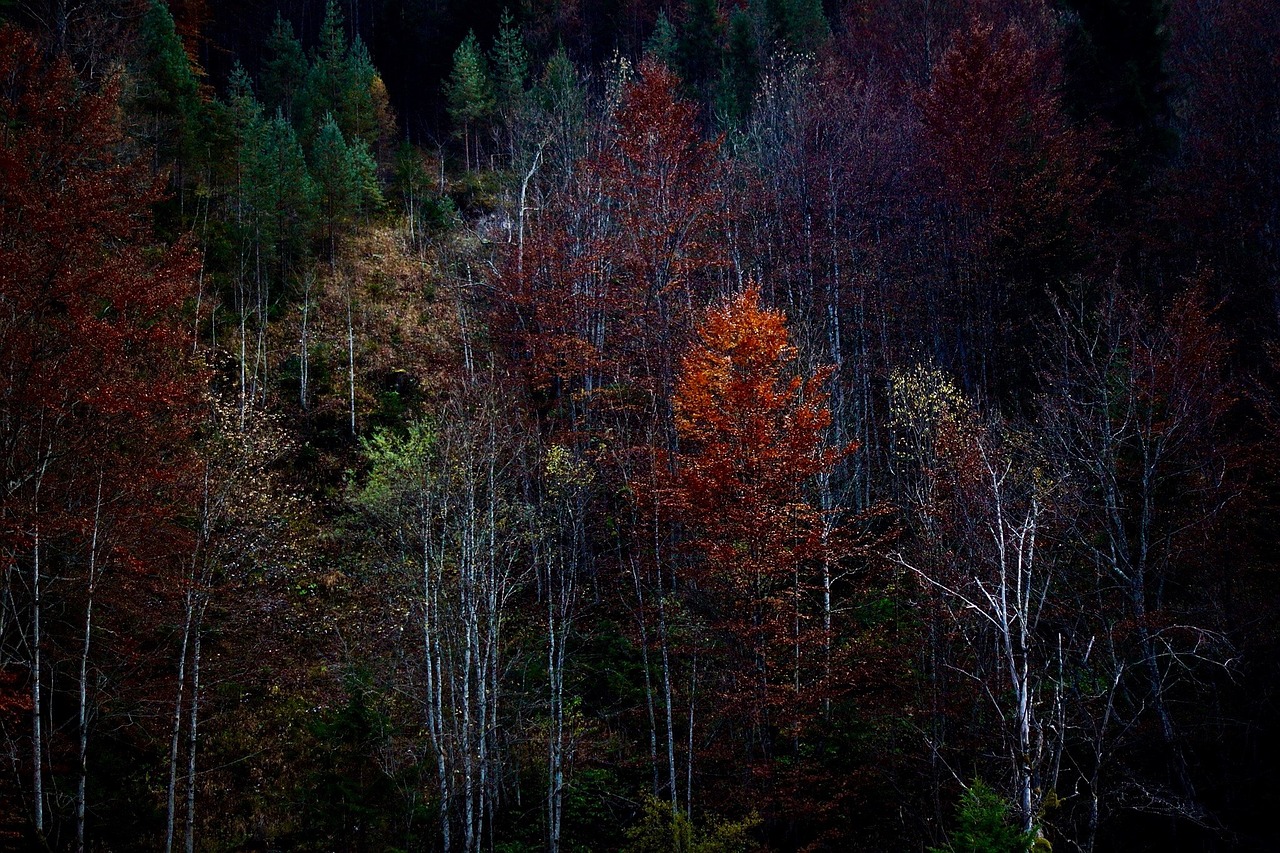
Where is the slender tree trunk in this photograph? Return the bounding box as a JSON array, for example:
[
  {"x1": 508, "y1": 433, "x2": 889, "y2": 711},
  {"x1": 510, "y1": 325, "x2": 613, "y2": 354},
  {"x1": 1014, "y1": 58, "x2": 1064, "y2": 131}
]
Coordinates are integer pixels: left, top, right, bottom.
[
  {"x1": 185, "y1": 602, "x2": 204, "y2": 853},
  {"x1": 658, "y1": 597, "x2": 678, "y2": 813},
  {"x1": 347, "y1": 278, "x2": 357, "y2": 437},
  {"x1": 31, "y1": 528, "x2": 43, "y2": 840},
  {"x1": 166, "y1": 591, "x2": 192, "y2": 853},
  {"x1": 300, "y1": 272, "x2": 311, "y2": 411},
  {"x1": 77, "y1": 480, "x2": 104, "y2": 853}
]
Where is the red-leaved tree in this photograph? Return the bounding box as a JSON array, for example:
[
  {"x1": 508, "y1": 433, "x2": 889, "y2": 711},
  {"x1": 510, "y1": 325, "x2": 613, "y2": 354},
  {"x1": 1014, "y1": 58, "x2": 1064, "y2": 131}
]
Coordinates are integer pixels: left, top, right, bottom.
[
  {"x1": 0, "y1": 24, "x2": 201, "y2": 846},
  {"x1": 661, "y1": 286, "x2": 856, "y2": 827}
]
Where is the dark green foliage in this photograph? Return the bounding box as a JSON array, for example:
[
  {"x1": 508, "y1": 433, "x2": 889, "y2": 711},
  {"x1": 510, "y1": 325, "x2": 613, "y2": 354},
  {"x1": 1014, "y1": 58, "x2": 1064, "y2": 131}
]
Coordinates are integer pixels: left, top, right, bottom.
[
  {"x1": 137, "y1": 0, "x2": 198, "y2": 119},
  {"x1": 311, "y1": 112, "x2": 382, "y2": 246},
  {"x1": 491, "y1": 9, "x2": 529, "y2": 121},
  {"x1": 446, "y1": 29, "x2": 494, "y2": 167},
  {"x1": 136, "y1": 0, "x2": 200, "y2": 178},
  {"x1": 242, "y1": 108, "x2": 315, "y2": 274},
  {"x1": 262, "y1": 13, "x2": 307, "y2": 123},
  {"x1": 678, "y1": 0, "x2": 725, "y2": 103},
  {"x1": 296, "y1": 0, "x2": 383, "y2": 149},
  {"x1": 716, "y1": 10, "x2": 760, "y2": 125},
  {"x1": 645, "y1": 10, "x2": 679, "y2": 68},
  {"x1": 394, "y1": 141, "x2": 456, "y2": 236},
  {"x1": 300, "y1": 673, "x2": 401, "y2": 849},
  {"x1": 760, "y1": 0, "x2": 828, "y2": 54},
  {"x1": 931, "y1": 779, "x2": 1035, "y2": 853}
]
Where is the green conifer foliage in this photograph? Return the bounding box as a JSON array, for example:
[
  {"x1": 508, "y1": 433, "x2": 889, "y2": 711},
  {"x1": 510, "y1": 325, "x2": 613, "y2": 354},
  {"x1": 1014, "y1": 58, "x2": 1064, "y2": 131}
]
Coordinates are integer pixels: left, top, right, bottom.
[
  {"x1": 242, "y1": 108, "x2": 315, "y2": 278},
  {"x1": 136, "y1": 0, "x2": 201, "y2": 189},
  {"x1": 311, "y1": 113, "x2": 381, "y2": 256},
  {"x1": 761, "y1": 0, "x2": 828, "y2": 55},
  {"x1": 296, "y1": 0, "x2": 382, "y2": 149},
  {"x1": 491, "y1": 9, "x2": 529, "y2": 118},
  {"x1": 716, "y1": 9, "x2": 759, "y2": 124},
  {"x1": 262, "y1": 13, "x2": 307, "y2": 123},
  {"x1": 678, "y1": 0, "x2": 725, "y2": 104},
  {"x1": 645, "y1": 10, "x2": 679, "y2": 68},
  {"x1": 930, "y1": 779, "x2": 1036, "y2": 853},
  {"x1": 445, "y1": 30, "x2": 494, "y2": 170}
]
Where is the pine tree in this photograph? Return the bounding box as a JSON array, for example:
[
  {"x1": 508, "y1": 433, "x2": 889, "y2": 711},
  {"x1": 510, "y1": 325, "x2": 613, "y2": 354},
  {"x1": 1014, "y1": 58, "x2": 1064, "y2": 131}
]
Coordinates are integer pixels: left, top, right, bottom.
[
  {"x1": 310, "y1": 113, "x2": 380, "y2": 258},
  {"x1": 645, "y1": 10, "x2": 679, "y2": 68},
  {"x1": 761, "y1": 0, "x2": 828, "y2": 55},
  {"x1": 678, "y1": 0, "x2": 725, "y2": 105},
  {"x1": 262, "y1": 13, "x2": 307, "y2": 123},
  {"x1": 930, "y1": 779, "x2": 1036, "y2": 853},
  {"x1": 490, "y1": 9, "x2": 530, "y2": 163},
  {"x1": 491, "y1": 9, "x2": 529, "y2": 119},
  {"x1": 715, "y1": 10, "x2": 759, "y2": 125},
  {"x1": 243, "y1": 108, "x2": 315, "y2": 277},
  {"x1": 445, "y1": 30, "x2": 494, "y2": 170},
  {"x1": 136, "y1": 0, "x2": 201, "y2": 203}
]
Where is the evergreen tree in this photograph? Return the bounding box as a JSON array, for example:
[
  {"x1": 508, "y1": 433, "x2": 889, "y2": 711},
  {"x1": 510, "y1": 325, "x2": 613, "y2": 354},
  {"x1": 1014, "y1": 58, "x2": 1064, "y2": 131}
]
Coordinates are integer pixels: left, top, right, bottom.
[
  {"x1": 761, "y1": 0, "x2": 827, "y2": 55},
  {"x1": 343, "y1": 37, "x2": 383, "y2": 146},
  {"x1": 243, "y1": 108, "x2": 315, "y2": 280},
  {"x1": 445, "y1": 30, "x2": 494, "y2": 170},
  {"x1": 930, "y1": 779, "x2": 1036, "y2": 853},
  {"x1": 645, "y1": 10, "x2": 679, "y2": 68},
  {"x1": 677, "y1": 0, "x2": 725, "y2": 105},
  {"x1": 490, "y1": 8, "x2": 529, "y2": 163},
  {"x1": 136, "y1": 0, "x2": 201, "y2": 201},
  {"x1": 491, "y1": 9, "x2": 529, "y2": 118},
  {"x1": 311, "y1": 112, "x2": 380, "y2": 257},
  {"x1": 261, "y1": 13, "x2": 307, "y2": 123},
  {"x1": 715, "y1": 9, "x2": 759, "y2": 125}
]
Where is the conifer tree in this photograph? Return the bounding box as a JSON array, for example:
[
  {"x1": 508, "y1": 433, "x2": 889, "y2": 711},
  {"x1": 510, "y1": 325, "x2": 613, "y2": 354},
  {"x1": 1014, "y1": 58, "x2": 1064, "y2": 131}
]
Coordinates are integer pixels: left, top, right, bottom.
[
  {"x1": 760, "y1": 0, "x2": 828, "y2": 55},
  {"x1": 678, "y1": 0, "x2": 725, "y2": 105},
  {"x1": 136, "y1": 0, "x2": 201, "y2": 203},
  {"x1": 645, "y1": 10, "x2": 679, "y2": 68},
  {"x1": 261, "y1": 12, "x2": 307, "y2": 123},
  {"x1": 446, "y1": 30, "x2": 494, "y2": 171},
  {"x1": 311, "y1": 112, "x2": 381, "y2": 259},
  {"x1": 243, "y1": 108, "x2": 315, "y2": 277},
  {"x1": 490, "y1": 9, "x2": 529, "y2": 163},
  {"x1": 716, "y1": 9, "x2": 759, "y2": 124},
  {"x1": 491, "y1": 9, "x2": 528, "y2": 119}
]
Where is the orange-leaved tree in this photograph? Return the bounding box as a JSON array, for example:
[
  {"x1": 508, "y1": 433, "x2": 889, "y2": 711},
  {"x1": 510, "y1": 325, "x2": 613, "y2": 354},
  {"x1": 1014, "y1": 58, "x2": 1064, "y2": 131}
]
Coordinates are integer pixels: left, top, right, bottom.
[{"x1": 664, "y1": 285, "x2": 852, "y2": 795}]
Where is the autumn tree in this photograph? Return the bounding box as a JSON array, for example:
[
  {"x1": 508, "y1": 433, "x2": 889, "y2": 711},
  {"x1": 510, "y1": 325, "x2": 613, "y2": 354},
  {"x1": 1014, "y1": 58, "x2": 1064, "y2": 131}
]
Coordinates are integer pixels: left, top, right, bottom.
[
  {"x1": 1037, "y1": 283, "x2": 1240, "y2": 838},
  {"x1": 889, "y1": 363, "x2": 1062, "y2": 840},
  {"x1": 661, "y1": 286, "x2": 852, "y2": 818},
  {"x1": 0, "y1": 24, "x2": 200, "y2": 846},
  {"x1": 917, "y1": 15, "x2": 1098, "y2": 392}
]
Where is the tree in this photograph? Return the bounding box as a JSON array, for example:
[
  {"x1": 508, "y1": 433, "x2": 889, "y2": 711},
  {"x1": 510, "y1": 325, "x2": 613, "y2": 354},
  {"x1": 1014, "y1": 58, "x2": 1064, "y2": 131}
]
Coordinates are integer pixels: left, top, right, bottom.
[
  {"x1": 1038, "y1": 283, "x2": 1239, "y2": 830},
  {"x1": 677, "y1": 0, "x2": 724, "y2": 105},
  {"x1": 296, "y1": 0, "x2": 392, "y2": 150},
  {"x1": 311, "y1": 111, "x2": 380, "y2": 258},
  {"x1": 261, "y1": 12, "x2": 306, "y2": 123},
  {"x1": 662, "y1": 286, "x2": 851, "y2": 806},
  {"x1": 351, "y1": 388, "x2": 529, "y2": 853},
  {"x1": 135, "y1": 0, "x2": 202, "y2": 211},
  {"x1": 446, "y1": 30, "x2": 494, "y2": 171},
  {"x1": 930, "y1": 779, "x2": 1036, "y2": 853},
  {"x1": 490, "y1": 7, "x2": 530, "y2": 164},
  {"x1": 645, "y1": 10, "x2": 679, "y2": 68},
  {"x1": 917, "y1": 16, "x2": 1098, "y2": 393},
  {"x1": 889, "y1": 363, "x2": 1061, "y2": 837},
  {"x1": 0, "y1": 24, "x2": 200, "y2": 846}
]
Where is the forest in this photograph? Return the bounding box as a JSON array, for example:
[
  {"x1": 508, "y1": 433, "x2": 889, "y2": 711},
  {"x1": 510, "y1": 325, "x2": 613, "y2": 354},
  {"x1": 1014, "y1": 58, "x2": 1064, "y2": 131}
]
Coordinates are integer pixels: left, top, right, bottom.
[{"x1": 0, "y1": 0, "x2": 1278, "y2": 850}]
